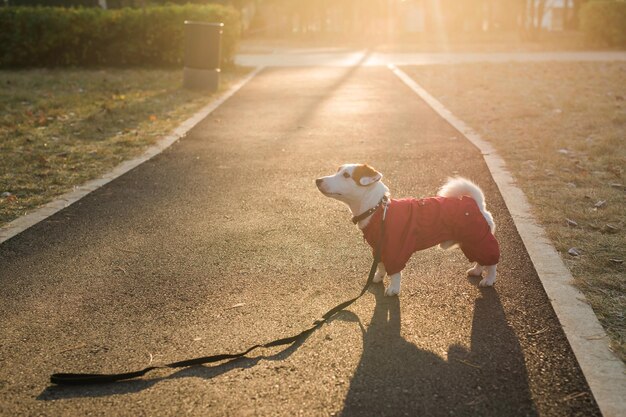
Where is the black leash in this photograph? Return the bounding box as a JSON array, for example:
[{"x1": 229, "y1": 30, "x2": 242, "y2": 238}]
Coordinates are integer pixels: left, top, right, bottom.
[{"x1": 50, "y1": 202, "x2": 388, "y2": 386}]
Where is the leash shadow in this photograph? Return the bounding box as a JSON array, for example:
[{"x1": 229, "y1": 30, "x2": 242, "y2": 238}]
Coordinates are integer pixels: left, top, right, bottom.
[
  {"x1": 37, "y1": 328, "x2": 314, "y2": 401},
  {"x1": 340, "y1": 284, "x2": 539, "y2": 416}
]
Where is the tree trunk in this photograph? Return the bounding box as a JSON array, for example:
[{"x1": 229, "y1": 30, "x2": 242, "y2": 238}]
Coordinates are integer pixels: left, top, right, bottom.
[
  {"x1": 569, "y1": 0, "x2": 584, "y2": 30},
  {"x1": 535, "y1": 0, "x2": 546, "y2": 31},
  {"x1": 528, "y1": 0, "x2": 536, "y2": 31},
  {"x1": 562, "y1": 0, "x2": 570, "y2": 29}
]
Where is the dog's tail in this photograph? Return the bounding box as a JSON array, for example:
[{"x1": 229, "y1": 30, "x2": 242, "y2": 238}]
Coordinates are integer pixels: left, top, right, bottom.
[{"x1": 437, "y1": 177, "x2": 495, "y2": 233}]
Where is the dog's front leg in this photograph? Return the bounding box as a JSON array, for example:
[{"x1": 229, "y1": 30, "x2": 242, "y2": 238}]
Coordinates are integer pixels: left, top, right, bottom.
[
  {"x1": 373, "y1": 262, "x2": 386, "y2": 283},
  {"x1": 467, "y1": 263, "x2": 484, "y2": 277},
  {"x1": 385, "y1": 272, "x2": 402, "y2": 296}
]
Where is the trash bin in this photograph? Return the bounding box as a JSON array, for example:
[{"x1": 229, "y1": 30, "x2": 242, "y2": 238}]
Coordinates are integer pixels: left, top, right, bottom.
[{"x1": 183, "y1": 21, "x2": 223, "y2": 92}]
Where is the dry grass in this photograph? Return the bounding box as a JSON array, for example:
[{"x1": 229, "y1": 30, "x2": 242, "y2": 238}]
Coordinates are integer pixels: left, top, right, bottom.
[
  {"x1": 403, "y1": 61, "x2": 626, "y2": 361},
  {"x1": 0, "y1": 67, "x2": 249, "y2": 227}
]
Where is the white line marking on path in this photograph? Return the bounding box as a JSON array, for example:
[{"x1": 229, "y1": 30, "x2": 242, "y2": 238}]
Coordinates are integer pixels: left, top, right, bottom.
[
  {"x1": 0, "y1": 66, "x2": 265, "y2": 246},
  {"x1": 388, "y1": 63, "x2": 625, "y2": 417}
]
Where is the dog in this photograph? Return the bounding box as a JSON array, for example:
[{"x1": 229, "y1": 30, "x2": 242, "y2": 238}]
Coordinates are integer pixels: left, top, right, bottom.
[{"x1": 316, "y1": 164, "x2": 500, "y2": 296}]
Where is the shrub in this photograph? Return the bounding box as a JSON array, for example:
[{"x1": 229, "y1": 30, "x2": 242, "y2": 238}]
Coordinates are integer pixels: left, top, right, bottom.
[
  {"x1": 5, "y1": 0, "x2": 230, "y2": 9},
  {"x1": 7, "y1": 0, "x2": 99, "y2": 6},
  {"x1": 580, "y1": 0, "x2": 626, "y2": 46},
  {"x1": 0, "y1": 4, "x2": 240, "y2": 68}
]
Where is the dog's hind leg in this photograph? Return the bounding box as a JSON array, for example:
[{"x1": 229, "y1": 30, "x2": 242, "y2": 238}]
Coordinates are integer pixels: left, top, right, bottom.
[
  {"x1": 385, "y1": 272, "x2": 402, "y2": 296},
  {"x1": 439, "y1": 240, "x2": 458, "y2": 250},
  {"x1": 373, "y1": 262, "x2": 386, "y2": 283},
  {"x1": 467, "y1": 263, "x2": 484, "y2": 277},
  {"x1": 479, "y1": 265, "x2": 497, "y2": 287}
]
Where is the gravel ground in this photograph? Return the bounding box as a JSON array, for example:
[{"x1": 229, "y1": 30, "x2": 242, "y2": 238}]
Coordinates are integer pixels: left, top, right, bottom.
[{"x1": 0, "y1": 67, "x2": 599, "y2": 416}]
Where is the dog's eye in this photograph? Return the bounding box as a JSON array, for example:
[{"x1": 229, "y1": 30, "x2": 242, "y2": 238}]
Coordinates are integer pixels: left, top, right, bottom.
[{"x1": 343, "y1": 172, "x2": 350, "y2": 178}]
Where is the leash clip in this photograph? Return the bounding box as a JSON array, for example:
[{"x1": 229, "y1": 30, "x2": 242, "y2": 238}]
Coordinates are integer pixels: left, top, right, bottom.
[{"x1": 382, "y1": 195, "x2": 390, "y2": 221}]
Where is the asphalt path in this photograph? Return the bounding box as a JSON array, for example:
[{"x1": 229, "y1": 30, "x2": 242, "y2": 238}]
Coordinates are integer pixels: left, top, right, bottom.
[{"x1": 0, "y1": 67, "x2": 600, "y2": 416}]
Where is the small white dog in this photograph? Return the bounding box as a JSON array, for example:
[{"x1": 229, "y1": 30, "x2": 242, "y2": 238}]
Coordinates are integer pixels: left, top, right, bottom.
[{"x1": 316, "y1": 164, "x2": 500, "y2": 296}]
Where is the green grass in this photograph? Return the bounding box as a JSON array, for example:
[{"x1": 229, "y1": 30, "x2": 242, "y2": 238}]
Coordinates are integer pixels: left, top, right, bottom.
[
  {"x1": 403, "y1": 61, "x2": 626, "y2": 361},
  {"x1": 0, "y1": 67, "x2": 249, "y2": 226}
]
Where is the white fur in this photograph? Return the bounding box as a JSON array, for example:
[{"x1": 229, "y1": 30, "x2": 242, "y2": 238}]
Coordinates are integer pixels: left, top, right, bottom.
[
  {"x1": 315, "y1": 164, "x2": 389, "y2": 230},
  {"x1": 373, "y1": 262, "x2": 386, "y2": 283},
  {"x1": 316, "y1": 166, "x2": 498, "y2": 294},
  {"x1": 437, "y1": 177, "x2": 495, "y2": 233}
]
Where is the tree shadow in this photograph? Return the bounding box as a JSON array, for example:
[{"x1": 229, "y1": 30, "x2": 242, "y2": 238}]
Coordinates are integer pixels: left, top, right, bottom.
[{"x1": 341, "y1": 284, "x2": 538, "y2": 416}]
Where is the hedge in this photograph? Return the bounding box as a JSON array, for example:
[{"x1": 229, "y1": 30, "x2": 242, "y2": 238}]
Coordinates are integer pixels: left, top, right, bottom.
[
  {"x1": 6, "y1": 0, "x2": 231, "y2": 8},
  {"x1": 7, "y1": 0, "x2": 100, "y2": 6},
  {"x1": 580, "y1": 1, "x2": 626, "y2": 46},
  {"x1": 0, "y1": 4, "x2": 240, "y2": 68}
]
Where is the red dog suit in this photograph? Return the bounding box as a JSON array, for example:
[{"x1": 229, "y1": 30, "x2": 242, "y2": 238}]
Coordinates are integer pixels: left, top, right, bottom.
[{"x1": 362, "y1": 196, "x2": 500, "y2": 275}]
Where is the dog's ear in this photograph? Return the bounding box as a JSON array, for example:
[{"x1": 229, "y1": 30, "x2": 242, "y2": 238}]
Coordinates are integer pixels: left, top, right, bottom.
[{"x1": 354, "y1": 164, "x2": 382, "y2": 186}]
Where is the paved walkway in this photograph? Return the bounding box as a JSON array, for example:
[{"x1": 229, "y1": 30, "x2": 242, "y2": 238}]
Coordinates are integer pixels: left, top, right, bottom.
[
  {"x1": 0, "y1": 67, "x2": 601, "y2": 416},
  {"x1": 236, "y1": 49, "x2": 626, "y2": 67}
]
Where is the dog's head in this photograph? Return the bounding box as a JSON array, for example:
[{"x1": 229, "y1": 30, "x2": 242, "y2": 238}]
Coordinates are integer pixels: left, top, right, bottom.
[{"x1": 316, "y1": 164, "x2": 383, "y2": 204}]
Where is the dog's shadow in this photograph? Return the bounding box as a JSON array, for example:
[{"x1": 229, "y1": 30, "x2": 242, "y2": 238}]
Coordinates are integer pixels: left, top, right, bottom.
[
  {"x1": 39, "y1": 283, "x2": 537, "y2": 416},
  {"x1": 341, "y1": 284, "x2": 538, "y2": 416}
]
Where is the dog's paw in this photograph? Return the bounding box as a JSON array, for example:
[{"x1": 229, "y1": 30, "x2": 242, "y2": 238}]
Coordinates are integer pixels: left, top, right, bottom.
[
  {"x1": 373, "y1": 270, "x2": 385, "y2": 283},
  {"x1": 384, "y1": 285, "x2": 401, "y2": 296},
  {"x1": 478, "y1": 265, "x2": 497, "y2": 287},
  {"x1": 467, "y1": 264, "x2": 484, "y2": 277},
  {"x1": 479, "y1": 277, "x2": 495, "y2": 287}
]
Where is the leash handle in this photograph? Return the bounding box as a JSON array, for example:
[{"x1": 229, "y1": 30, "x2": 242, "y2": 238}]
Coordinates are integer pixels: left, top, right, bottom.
[
  {"x1": 50, "y1": 212, "x2": 388, "y2": 386},
  {"x1": 50, "y1": 367, "x2": 161, "y2": 386}
]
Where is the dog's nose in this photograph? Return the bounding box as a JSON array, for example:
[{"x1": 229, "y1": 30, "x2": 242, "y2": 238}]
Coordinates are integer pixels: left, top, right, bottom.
[{"x1": 315, "y1": 178, "x2": 323, "y2": 186}]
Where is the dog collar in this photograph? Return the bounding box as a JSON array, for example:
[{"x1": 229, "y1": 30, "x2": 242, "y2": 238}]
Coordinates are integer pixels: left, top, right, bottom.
[{"x1": 351, "y1": 195, "x2": 389, "y2": 225}]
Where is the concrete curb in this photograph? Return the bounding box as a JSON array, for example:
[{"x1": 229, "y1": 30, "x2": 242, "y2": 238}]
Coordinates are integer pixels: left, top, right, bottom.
[
  {"x1": 0, "y1": 66, "x2": 264, "y2": 246},
  {"x1": 388, "y1": 63, "x2": 625, "y2": 417}
]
